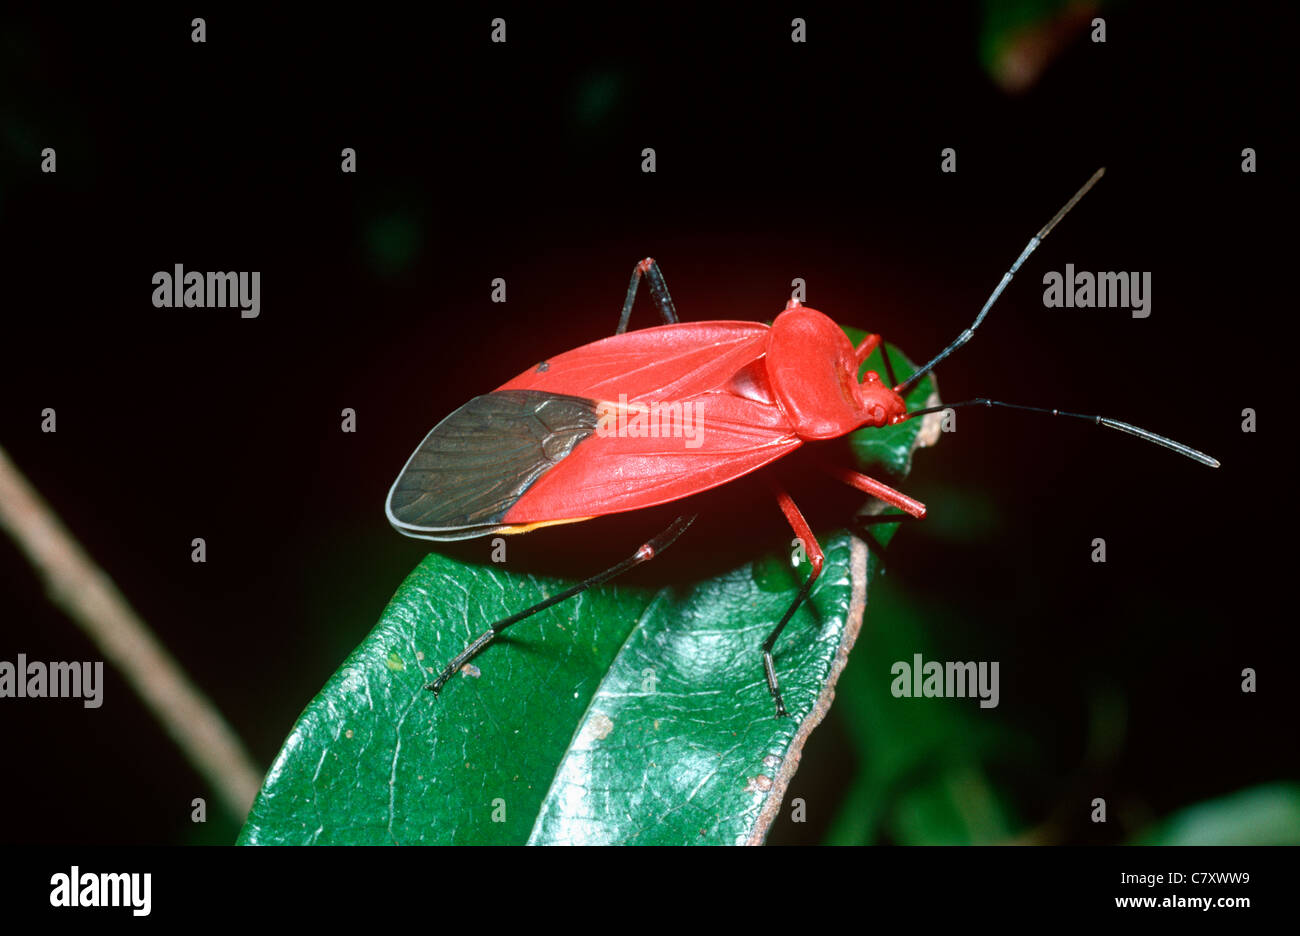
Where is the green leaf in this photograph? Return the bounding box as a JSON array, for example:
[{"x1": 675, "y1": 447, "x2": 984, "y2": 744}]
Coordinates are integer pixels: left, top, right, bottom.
[{"x1": 239, "y1": 338, "x2": 937, "y2": 846}]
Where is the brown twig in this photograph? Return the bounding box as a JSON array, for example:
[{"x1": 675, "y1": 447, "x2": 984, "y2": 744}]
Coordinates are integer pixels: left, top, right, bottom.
[{"x1": 0, "y1": 445, "x2": 263, "y2": 822}]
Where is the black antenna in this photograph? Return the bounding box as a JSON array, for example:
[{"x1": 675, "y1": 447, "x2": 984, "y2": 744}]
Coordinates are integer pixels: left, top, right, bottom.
[
  {"x1": 896, "y1": 168, "x2": 1106, "y2": 396},
  {"x1": 906, "y1": 398, "x2": 1220, "y2": 468}
]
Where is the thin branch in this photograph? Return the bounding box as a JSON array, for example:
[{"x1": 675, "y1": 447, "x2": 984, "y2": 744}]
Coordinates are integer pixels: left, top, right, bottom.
[{"x1": 0, "y1": 445, "x2": 263, "y2": 822}]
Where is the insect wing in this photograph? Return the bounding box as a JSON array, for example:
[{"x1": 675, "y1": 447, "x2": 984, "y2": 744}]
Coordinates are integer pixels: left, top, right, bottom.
[{"x1": 386, "y1": 390, "x2": 601, "y2": 541}]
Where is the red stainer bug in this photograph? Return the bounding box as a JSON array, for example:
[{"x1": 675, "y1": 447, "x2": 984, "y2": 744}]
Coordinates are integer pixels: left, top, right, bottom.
[{"x1": 386, "y1": 168, "x2": 1218, "y2": 718}]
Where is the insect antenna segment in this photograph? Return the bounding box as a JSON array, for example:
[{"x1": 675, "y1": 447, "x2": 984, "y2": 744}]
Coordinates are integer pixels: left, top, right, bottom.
[
  {"x1": 896, "y1": 168, "x2": 1106, "y2": 397},
  {"x1": 905, "y1": 398, "x2": 1220, "y2": 468}
]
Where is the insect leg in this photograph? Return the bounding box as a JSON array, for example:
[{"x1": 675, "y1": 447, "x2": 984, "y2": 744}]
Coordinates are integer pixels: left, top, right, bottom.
[
  {"x1": 615, "y1": 257, "x2": 679, "y2": 334},
  {"x1": 761, "y1": 483, "x2": 826, "y2": 719},
  {"x1": 850, "y1": 510, "x2": 917, "y2": 565},
  {"x1": 853, "y1": 334, "x2": 880, "y2": 363},
  {"x1": 878, "y1": 342, "x2": 899, "y2": 389},
  {"x1": 426, "y1": 514, "x2": 696, "y2": 695},
  {"x1": 822, "y1": 464, "x2": 927, "y2": 519},
  {"x1": 852, "y1": 334, "x2": 900, "y2": 389}
]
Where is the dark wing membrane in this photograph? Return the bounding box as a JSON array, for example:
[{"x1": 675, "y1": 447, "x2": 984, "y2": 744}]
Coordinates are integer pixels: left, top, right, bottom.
[{"x1": 386, "y1": 390, "x2": 599, "y2": 539}]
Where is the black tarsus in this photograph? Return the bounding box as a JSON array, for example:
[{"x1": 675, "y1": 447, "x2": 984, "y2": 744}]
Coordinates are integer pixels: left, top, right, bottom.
[
  {"x1": 760, "y1": 570, "x2": 819, "y2": 719},
  {"x1": 879, "y1": 341, "x2": 899, "y2": 390},
  {"x1": 616, "y1": 258, "x2": 679, "y2": 333},
  {"x1": 427, "y1": 514, "x2": 697, "y2": 695},
  {"x1": 850, "y1": 510, "x2": 916, "y2": 568}
]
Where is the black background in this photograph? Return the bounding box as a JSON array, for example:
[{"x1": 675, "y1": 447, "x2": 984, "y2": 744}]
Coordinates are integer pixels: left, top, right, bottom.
[{"x1": 0, "y1": 4, "x2": 1293, "y2": 845}]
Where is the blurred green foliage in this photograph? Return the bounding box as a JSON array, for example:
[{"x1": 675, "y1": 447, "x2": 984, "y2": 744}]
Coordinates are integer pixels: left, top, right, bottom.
[
  {"x1": 1136, "y1": 784, "x2": 1300, "y2": 846},
  {"x1": 825, "y1": 573, "x2": 1019, "y2": 844}
]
